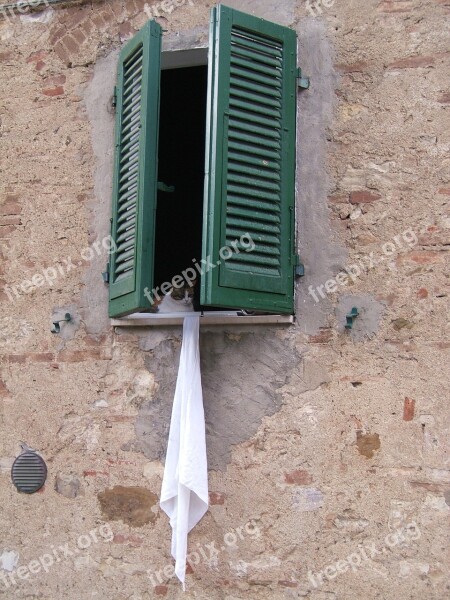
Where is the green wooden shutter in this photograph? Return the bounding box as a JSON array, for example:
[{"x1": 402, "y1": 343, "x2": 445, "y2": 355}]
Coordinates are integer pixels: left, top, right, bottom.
[
  {"x1": 108, "y1": 20, "x2": 161, "y2": 318},
  {"x1": 201, "y1": 5, "x2": 297, "y2": 314}
]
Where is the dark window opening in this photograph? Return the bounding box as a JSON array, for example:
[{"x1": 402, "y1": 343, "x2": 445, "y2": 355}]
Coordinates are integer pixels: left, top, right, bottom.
[{"x1": 154, "y1": 65, "x2": 207, "y2": 310}]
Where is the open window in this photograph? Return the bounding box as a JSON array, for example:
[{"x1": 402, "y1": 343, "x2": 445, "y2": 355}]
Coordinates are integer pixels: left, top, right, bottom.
[{"x1": 108, "y1": 5, "x2": 298, "y2": 319}]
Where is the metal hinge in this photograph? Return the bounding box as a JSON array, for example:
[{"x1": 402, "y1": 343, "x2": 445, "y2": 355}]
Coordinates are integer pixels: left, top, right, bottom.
[
  {"x1": 295, "y1": 255, "x2": 305, "y2": 278},
  {"x1": 296, "y1": 68, "x2": 310, "y2": 90},
  {"x1": 112, "y1": 86, "x2": 117, "y2": 109}
]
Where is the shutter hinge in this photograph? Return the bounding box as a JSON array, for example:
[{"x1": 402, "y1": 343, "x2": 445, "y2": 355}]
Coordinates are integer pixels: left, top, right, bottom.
[
  {"x1": 295, "y1": 255, "x2": 305, "y2": 278},
  {"x1": 102, "y1": 262, "x2": 110, "y2": 284},
  {"x1": 103, "y1": 218, "x2": 113, "y2": 284},
  {"x1": 296, "y1": 68, "x2": 310, "y2": 90},
  {"x1": 112, "y1": 86, "x2": 117, "y2": 109}
]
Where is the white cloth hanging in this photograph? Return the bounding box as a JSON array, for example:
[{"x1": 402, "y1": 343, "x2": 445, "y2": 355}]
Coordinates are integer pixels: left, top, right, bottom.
[{"x1": 160, "y1": 315, "x2": 208, "y2": 589}]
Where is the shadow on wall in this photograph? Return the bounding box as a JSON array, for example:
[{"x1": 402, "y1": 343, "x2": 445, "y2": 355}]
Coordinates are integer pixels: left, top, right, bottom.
[{"x1": 131, "y1": 331, "x2": 302, "y2": 471}]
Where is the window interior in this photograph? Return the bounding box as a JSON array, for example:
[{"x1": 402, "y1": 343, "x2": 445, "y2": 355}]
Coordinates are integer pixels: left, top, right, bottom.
[{"x1": 154, "y1": 59, "x2": 210, "y2": 311}]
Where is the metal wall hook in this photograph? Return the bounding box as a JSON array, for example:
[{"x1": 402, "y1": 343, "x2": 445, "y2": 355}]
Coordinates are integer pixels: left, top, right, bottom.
[
  {"x1": 345, "y1": 307, "x2": 359, "y2": 329},
  {"x1": 20, "y1": 441, "x2": 36, "y2": 453},
  {"x1": 51, "y1": 313, "x2": 71, "y2": 333}
]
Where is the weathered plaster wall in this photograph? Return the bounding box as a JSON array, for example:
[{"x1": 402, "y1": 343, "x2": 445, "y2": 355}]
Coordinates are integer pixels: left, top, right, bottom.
[{"x1": 0, "y1": 0, "x2": 449, "y2": 599}]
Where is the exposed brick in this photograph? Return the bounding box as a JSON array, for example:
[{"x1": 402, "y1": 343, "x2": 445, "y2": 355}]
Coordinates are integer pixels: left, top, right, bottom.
[
  {"x1": 336, "y1": 61, "x2": 369, "y2": 73},
  {"x1": 83, "y1": 470, "x2": 109, "y2": 477},
  {"x1": 385, "y1": 339, "x2": 416, "y2": 352},
  {"x1": 403, "y1": 397, "x2": 415, "y2": 421},
  {"x1": 36, "y1": 61, "x2": 45, "y2": 71},
  {"x1": 328, "y1": 194, "x2": 348, "y2": 204},
  {"x1": 409, "y1": 481, "x2": 448, "y2": 493},
  {"x1": 0, "y1": 52, "x2": 13, "y2": 62},
  {"x1": 417, "y1": 287, "x2": 428, "y2": 299},
  {"x1": 106, "y1": 415, "x2": 135, "y2": 423},
  {"x1": 134, "y1": 0, "x2": 148, "y2": 11},
  {"x1": 308, "y1": 329, "x2": 333, "y2": 344},
  {"x1": 106, "y1": 458, "x2": 136, "y2": 466},
  {"x1": 0, "y1": 202, "x2": 22, "y2": 215},
  {"x1": 80, "y1": 19, "x2": 94, "y2": 38},
  {"x1": 5, "y1": 353, "x2": 55, "y2": 363},
  {"x1": 63, "y1": 35, "x2": 80, "y2": 55},
  {"x1": 278, "y1": 580, "x2": 298, "y2": 588},
  {"x1": 4, "y1": 355, "x2": 26, "y2": 364},
  {"x1": 26, "y1": 50, "x2": 47, "y2": 64},
  {"x1": 113, "y1": 534, "x2": 144, "y2": 546},
  {"x1": 0, "y1": 379, "x2": 9, "y2": 397},
  {"x1": 377, "y1": 1, "x2": 413, "y2": 12},
  {"x1": 127, "y1": 0, "x2": 144, "y2": 15},
  {"x1": 0, "y1": 225, "x2": 17, "y2": 237},
  {"x1": 387, "y1": 55, "x2": 435, "y2": 69},
  {"x1": 72, "y1": 27, "x2": 86, "y2": 45},
  {"x1": 349, "y1": 191, "x2": 382, "y2": 204},
  {"x1": 185, "y1": 562, "x2": 194, "y2": 574},
  {"x1": 85, "y1": 334, "x2": 109, "y2": 346},
  {"x1": 396, "y1": 251, "x2": 444, "y2": 265},
  {"x1": 58, "y1": 349, "x2": 111, "y2": 362},
  {"x1": 43, "y1": 74, "x2": 66, "y2": 86},
  {"x1": 284, "y1": 469, "x2": 313, "y2": 485},
  {"x1": 29, "y1": 353, "x2": 55, "y2": 363},
  {"x1": 43, "y1": 86, "x2": 65, "y2": 97},
  {"x1": 59, "y1": 7, "x2": 86, "y2": 28},
  {"x1": 357, "y1": 232, "x2": 378, "y2": 245},
  {"x1": 433, "y1": 341, "x2": 450, "y2": 350},
  {"x1": 92, "y1": 13, "x2": 109, "y2": 30},
  {"x1": 418, "y1": 227, "x2": 450, "y2": 246},
  {"x1": 0, "y1": 215, "x2": 21, "y2": 226},
  {"x1": 154, "y1": 585, "x2": 168, "y2": 596},
  {"x1": 49, "y1": 26, "x2": 68, "y2": 46},
  {"x1": 119, "y1": 20, "x2": 134, "y2": 41},
  {"x1": 209, "y1": 491, "x2": 225, "y2": 505},
  {"x1": 438, "y1": 188, "x2": 450, "y2": 195},
  {"x1": 438, "y1": 92, "x2": 450, "y2": 103},
  {"x1": 377, "y1": 293, "x2": 397, "y2": 306},
  {"x1": 54, "y1": 41, "x2": 70, "y2": 65},
  {"x1": 114, "y1": 332, "x2": 139, "y2": 343},
  {"x1": 107, "y1": 0, "x2": 124, "y2": 18}
]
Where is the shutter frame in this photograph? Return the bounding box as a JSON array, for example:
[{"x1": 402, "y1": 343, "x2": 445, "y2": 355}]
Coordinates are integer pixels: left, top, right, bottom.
[
  {"x1": 108, "y1": 20, "x2": 162, "y2": 318},
  {"x1": 201, "y1": 5, "x2": 297, "y2": 314}
]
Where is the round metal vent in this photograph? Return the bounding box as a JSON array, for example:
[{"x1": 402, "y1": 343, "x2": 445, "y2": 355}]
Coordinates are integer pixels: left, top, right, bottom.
[{"x1": 11, "y1": 451, "x2": 47, "y2": 494}]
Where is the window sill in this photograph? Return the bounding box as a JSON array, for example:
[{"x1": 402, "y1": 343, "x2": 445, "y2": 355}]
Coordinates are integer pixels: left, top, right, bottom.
[{"x1": 111, "y1": 312, "x2": 294, "y2": 327}]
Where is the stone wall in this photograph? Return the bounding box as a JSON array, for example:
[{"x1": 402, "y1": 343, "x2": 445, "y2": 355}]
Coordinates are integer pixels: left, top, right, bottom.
[{"x1": 0, "y1": 0, "x2": 449, "y2": 598}]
